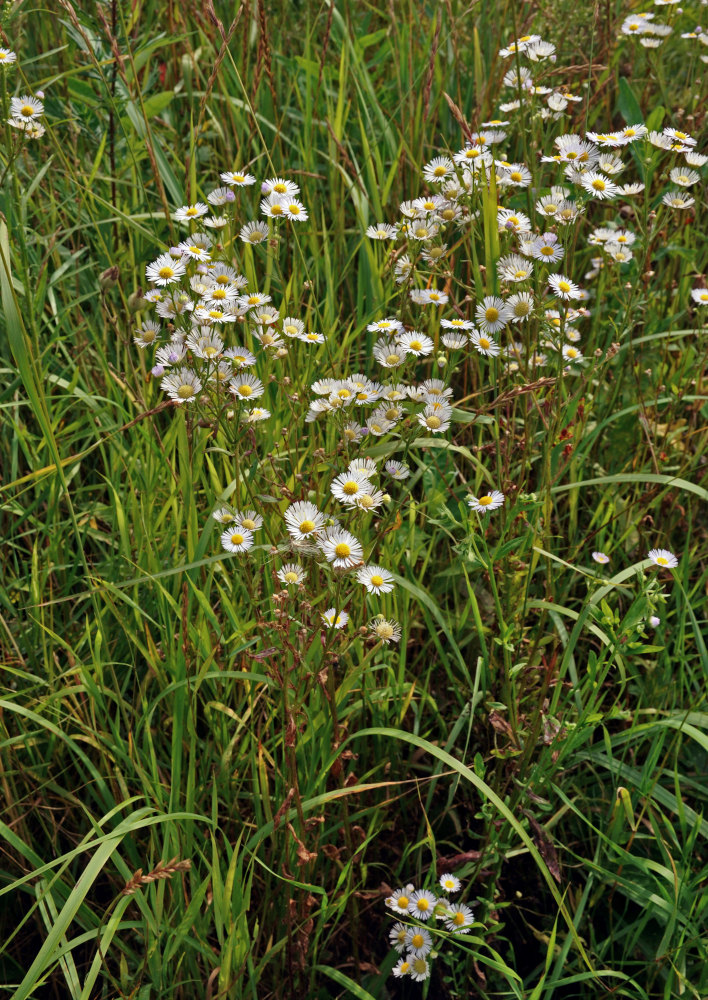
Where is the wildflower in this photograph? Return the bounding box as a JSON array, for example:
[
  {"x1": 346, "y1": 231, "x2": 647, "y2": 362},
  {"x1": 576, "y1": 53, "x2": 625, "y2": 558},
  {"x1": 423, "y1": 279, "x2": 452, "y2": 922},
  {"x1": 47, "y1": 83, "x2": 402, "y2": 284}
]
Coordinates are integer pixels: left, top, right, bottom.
[
  {"x1": 592, "y1": 551, "x2": 610, "y2": 564},
  {"x1": 348, "y1": 456, "x2": 378, "y2": 478},
  {"x1": 233, "y1": 510, "x2": 262, "y2": 532},
  {"x1": 230, "y1": 374, "x2": 265, "y2": 400},
  {"x1": 412, "y1": 287, "x2": 449, "y2": 306},
  {"x1": 470, "y1": 331, "x2": 500, "y2": 357},
  {"x1": 277, "y1": 563, "x2": 307, "y2": 585},
  {"x1": 423, "y1": 156, "x2": 454, "y2": 182},
  {"x1": 445, "y1": 903, "x2": 475, "y2": 933},
  {"x1": 385, "y1": 460, "x2": 410, "y2": 480},
  {"x1": 320, "y1": 528, "x2": 364, "y2": 569},
  {"x1": 498, "y1": 253, "x2": 534, "y2": 282},
  {"x1": 239, "y1": 221, "x2": 269, "y2": 244},
  {"x1": 685, "y1": 151, "x2": 708, "y2": 167},
  {"x1": 392, "y1": 958, "x2": 411, "y2": 978},
  {"x1": 366, "y1": 223, "x2": 397, "y2": 239},
  {"x1": 417, "y1": 403, "x2": 452, "y2": 433},
  {"x1": 161, "y1": 368, "x2": 202, "y2": 403},
  {"x1": 442, "y1": 330, "x2": 469, "y2": 349},
  {"x1": 284, "y1": 501, "x2": 326, "y2": 538},
  {"x1": 9, "y1": 95, "x2": 43, "y2": 120},
  {"x1": 0, "y1": 48, "x2": 17, "y2": 65},
  {"x1": 173, "y1": 202, "x2": 208, "y2": 223},
  {"x1": 502, "y1": 162, "x2": 532, "y2": 187},
  {"x1": 134, "y1": 320, "x2": 161, "y2": 349},
  {"x1": 530, "y1": 233, "x2": 565, "y2": 263},
  {"x1": 221, "y1": 169, "x2": 257, "y2": 186},
  {"x1": 649, "y1": 616, "x2": 661, "y2": 628},
  {"x1": 207, "y1": 186, "x2": 234, "y2": 206},
  {"x1": 263, "y1": 176, "x2": 300, "y2": 197},
  {"x1": 389, "y1": 923, "x2": 409, "y2": 953},
  {"x1": 647, "y1": 548, "x2": 678, "y2": 568},
  {"x1": 224, "y1": 346, "x2": 257, "y2": 367},
  {"x1": 690, "y1": 288, "x2": 708, "y2": 306},
  {"x1": 369, "y1": 617, "x2": 402, "y2": 643},
  {"x1": 549, "y1": 274, "x2": 582, "y2": 300},
  {"x1": 581, "y1": 172, "x2": 620, "y2": 199},
  {"x1": 321, "y1": 608, "x2": 349, "y2": 629},
  {"x1": 409, "y1": 956, "x2": 431, "y2": 982},
  {"x1": 562, "y1": 345, "x2": 584, "y2": 363},
  {"x1": 357, "y1": 565, "x2": 395, "y2": 594},
  {"x1": 145, "y1": 253, "x2": 186, "y2": 286},
  {"x1": 373, "y1": 338, "x2": 407, "y2": 369},
  {"x1": 220, "y1": 528, "x2": 254, "y2": 553},
  {"x1": 669, "y1": 167, "x2": 700, "y2": 188},
  {"x1": 368, "y1": 317, "x2": 404, "y2": 334},
  {"x1": 597, "y1": 153, "x2": 625, "y2": 175},
  {"x1": 476, "y1": 296, "x2": 511, "y2": 334},
  {"x1": 419, "y1": 377, "x2": 454, "y2": 401},
  {"x1": 439, "y1": 873, "x2": 461, "y2": 894},
  {"x1": 187, "y1": 331, "x2": 224, "y2": 359},
  {"x1": 397, "y1": 331, "x2": 434, "y2": 356},
  {"x1": 663, "y1": 127, "x2": 696, "y2": 147},
  {"x1": 355, "y1": 489, "x2": 387, "y2": 511},
  {"x1": 508, "y1": 291, "x2": 534, "y2": 323},
  {"x1": 441, "y1": 317, "x2": 474, "y2": 331},
  {"x1": 406, "y1": 927, "x2": 433, "y2": 958},
  {"x1": 331, "y1": 471, "x2": 374, "y2": 505},
  {"x1": 468, "y1": 490, "x2": 505, "y2": 513},
  {"x1": 178, "y1": 236, "x2": 212, "y2": 261},
  {"x1": 386, "y1": 887, "x2": 415, "y2": 914},
  {"x1": 497, "y1": 207, "x2": 531, "y2": 233},
  {"x1": 408, "y1": 889, "x2": 437, "y2": 920},
  {"x1": 244, "y1": 407, "x2": 270, "y2": 423},
  {"x1": 282, "y1": 198, "x2": 308, "y2": 221},
  {"x1": 662, "y1": 190, "x2": 695, "y2": 210},
  {"x1": 212, "y1": 506, "x2": 236, "y2": 524}
]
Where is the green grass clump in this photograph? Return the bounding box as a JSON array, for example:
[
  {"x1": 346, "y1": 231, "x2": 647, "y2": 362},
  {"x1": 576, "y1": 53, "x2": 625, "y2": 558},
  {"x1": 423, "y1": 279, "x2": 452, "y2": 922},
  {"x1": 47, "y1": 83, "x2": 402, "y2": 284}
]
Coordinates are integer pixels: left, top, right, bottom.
[{"x1": 0, "y1": 1, "x2": 706, "y2": 998}]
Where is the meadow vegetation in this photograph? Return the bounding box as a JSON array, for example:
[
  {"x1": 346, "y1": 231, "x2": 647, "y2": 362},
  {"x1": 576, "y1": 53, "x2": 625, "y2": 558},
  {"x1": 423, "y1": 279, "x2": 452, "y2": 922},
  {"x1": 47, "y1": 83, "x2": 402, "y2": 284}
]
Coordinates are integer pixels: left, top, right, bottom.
[{"x1": 0, "y1": 0, "x2": 706, "y2": 997}]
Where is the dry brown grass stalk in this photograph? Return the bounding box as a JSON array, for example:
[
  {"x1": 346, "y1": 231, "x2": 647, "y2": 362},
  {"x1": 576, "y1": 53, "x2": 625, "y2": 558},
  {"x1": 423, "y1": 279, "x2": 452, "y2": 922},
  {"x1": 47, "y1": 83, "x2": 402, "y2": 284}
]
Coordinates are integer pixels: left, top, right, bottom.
[{"x1": 121, "y1": 857, "x2": 191, "y2": 896}]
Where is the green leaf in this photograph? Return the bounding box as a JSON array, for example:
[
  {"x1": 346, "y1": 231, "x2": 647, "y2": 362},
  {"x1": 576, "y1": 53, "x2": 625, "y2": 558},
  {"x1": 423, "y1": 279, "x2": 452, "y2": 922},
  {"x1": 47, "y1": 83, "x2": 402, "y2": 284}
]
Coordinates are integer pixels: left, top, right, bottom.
[{"x1": 617, "y1": 78, "x2": 643, "y2": 125}]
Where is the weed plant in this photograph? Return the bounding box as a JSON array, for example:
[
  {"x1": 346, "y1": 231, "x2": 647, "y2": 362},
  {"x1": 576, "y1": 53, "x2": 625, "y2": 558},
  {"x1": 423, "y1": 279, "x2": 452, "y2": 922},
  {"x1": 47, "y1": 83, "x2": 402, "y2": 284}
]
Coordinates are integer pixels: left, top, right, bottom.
[{"x1": 0, "y1": 1, "x2": 706, "y2": 999}]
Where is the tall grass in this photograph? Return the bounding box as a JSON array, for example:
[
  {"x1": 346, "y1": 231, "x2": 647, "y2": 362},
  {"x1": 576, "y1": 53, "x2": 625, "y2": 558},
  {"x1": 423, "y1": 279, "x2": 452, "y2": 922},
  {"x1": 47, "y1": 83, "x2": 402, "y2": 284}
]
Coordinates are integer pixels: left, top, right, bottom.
[{"x1": 1, "y1": 1, "x2": 706, "y2": 998}]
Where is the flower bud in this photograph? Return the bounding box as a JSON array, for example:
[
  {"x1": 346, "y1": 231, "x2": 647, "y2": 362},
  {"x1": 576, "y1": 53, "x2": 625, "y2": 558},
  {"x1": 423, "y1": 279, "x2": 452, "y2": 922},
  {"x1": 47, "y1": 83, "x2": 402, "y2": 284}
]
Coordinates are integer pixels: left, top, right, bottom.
[
  {"x1": 99, "y1": 265, "x2": 119, "y2": 290},
  {"x1": 127, "y1": 289, "x2": 144, "y2": 313}
]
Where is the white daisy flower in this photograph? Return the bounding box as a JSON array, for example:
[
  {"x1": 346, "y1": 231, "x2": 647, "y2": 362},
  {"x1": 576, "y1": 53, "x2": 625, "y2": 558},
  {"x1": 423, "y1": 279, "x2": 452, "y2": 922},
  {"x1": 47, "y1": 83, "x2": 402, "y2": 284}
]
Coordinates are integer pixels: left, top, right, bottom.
[
  {"x1": 284, "y1": 501, "x2": 326, "y2": 539},
  {"x1": 366, "y1": 223, "x2": 397, "y2": 239},
  {"x1": 330, "y1": 471, "x2": 374, "y2": 505},
  {"x1": 161, "y1": 368, "x2": 202, "y2": 404},
  {"x1": 386, "y1": 886, "x2": 416, "y2": 914},
  {"x1": 662, "y1": 190, "x2": 695, "y2": 210},
  {"x1": 239, "y1": 221, "x2": 269, "y2": 244},
  {"x1": 319, "y1": 528, "x2": 364, "y2": 568},
  {"x1": 581, "y1": 172, "x2": 620, "y2": 199},
  {"x1": 468, "y1": 489, "x2": 505, "y2": 513},
  {"x1": 445, "y1": 902, "x2": 475, "y2": 933},
  {"x1": 647, "y1": 548, "x2": 678, "y2": 568},
  {"x1": 263, "y1": 176, "x2": 300, "y2": 197},
  {"x1": 548, "y1": 274, "x2": 582, "y2": 300},
  {"x1": 372, "y1": 338, "x2": 407, "y2": 369},
  {"x1": 277, "y1": 563, "x2": 307, "y2": 585},
  {"x1": 592, "y1": 551, "x2": 610, "y2": 564},
  {"x1": 417, "y1": 403, "x2": 451, "y2": 433},
  {"x1": 348, "y1": 457, "x2": 378, "y2": 478},
  {"x1": 498, "y1": 253, "x2": 534, "y2": 282},
  {"x1": 392, "y1": 958, "x2": 411, "y2": 978},
  {"x1": 389, "y1": 922, "x2": 409, "y2": 954},
  {"x1": 397, "y1": 331, "x2": 434, "y2": 356},
  {"x1": 508, "y1": 291, "x2": 535, "y2": 323},
  {"x1": 690, "y1": 288, "x2": 708, "y2": 306},
  {"x1": 282, "y1": 198, "x2": 308, "y2": 221},
  {"x1": 9, "y1": 95, "x2": 43, "y2": 119},
  {"x1": 321, "y1": 608, "x2": 349, "y2": 629},
  {"x1": 562, "y1": 345, "x2": 584, "y2": 363},
  {"x1": 470, "y1": 331, "x2": 500, "y2": 357},
  {"x1": 177, "y1": 236, "x2": 212, "y2": 261},
  {"x1": 530, "y1": 233, "x2": 565, "y2": 263},
  {"x1": 476, "y1": 296, "x2": 511, "y2": 334},
  {"x1": 408, "y1": 889, "x2": 437, "y2": 920},
  {"x1": 369, "y1": 617, "x2": 402, "y2": 643},
  {"x1": 409, "y1": 957, "x2": 431, "y2": 982},
  {"x1": 356, "y1": 565, "x2": 395, "y2": 594},
  {"x1": 405, "y1": 927, "x2": 432, "y2": 958},
  {"x1": 173, "y1": 202, "x2": 209, "y2": 223},
  {"x1": 439, "y1": 873, "x2": 461, "y2": 894},
  {"x1": 145, "y1": 253, "x2": 186, "y2": 287},
  {"x1": 230, "y1": 374, "x2": 265, "y2": 400},
  {"x1": 422, "y1": 155, "x2": 455, "y2": 182},
  {"x1": 221, "y1": 170, "x2": 257, "y2": 186},
  {"x1": 0, "y1": 48, "x2": 17, "y2": 65},
  {"x1": 385, "y1": 460, "x2": 410, "y2": 480},
  {"x1": 220, "y1": 528, "x2": 254, "y2": 553}
]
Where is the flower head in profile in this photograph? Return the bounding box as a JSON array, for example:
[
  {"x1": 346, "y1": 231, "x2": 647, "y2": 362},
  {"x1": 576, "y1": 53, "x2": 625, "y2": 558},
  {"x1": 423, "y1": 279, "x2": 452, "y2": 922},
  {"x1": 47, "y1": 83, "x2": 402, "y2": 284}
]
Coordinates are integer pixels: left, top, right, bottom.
[
  {"x1": 468, "y1": 490, "x2": 505, "y2": 513},
  {"x1": 592, "y1": 551, "x2": 610, "y2": 564},
  {"x1": 648, "y1": 548, "x2": 678, "y2": 569}
]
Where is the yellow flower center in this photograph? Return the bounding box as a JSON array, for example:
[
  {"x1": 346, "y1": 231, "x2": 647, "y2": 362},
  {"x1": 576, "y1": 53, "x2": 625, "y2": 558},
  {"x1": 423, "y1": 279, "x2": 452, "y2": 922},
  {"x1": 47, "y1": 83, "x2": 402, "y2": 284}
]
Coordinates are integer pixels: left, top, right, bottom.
[
  {"x1": 212, "y1": 288, "x2": 226, "y2": 299},
  {"x1": 386, "y1": 354, "x2": 401, "y2": 365},
  {"x1": 485, "y1": 307, "x2": 499, "y2": 322},
  {"x1": 186, "y1": 207, "x2": 199, "y2": 216},
  {"x1": 566, "y1": 151, "x2": 578, "y2": 160},
  {"x1": 270, "y1": 203, "x2": 283, "y2": 215},
  {"x1": 479, "y1": 337, "x2": 490, "y2": 349},
  {"x1": 510, "y1": 171, "x2": 523, "y2": 183},
  {"x1": 334, "y1": 543, "x2": 351, "y2": 558},
  {"x1": 478, "y1": 495, "x2": 493, "y2": 506},
  {"x1": 284, "y1": 571, "x2": 298, "y2": 583},
  {"x1": 342, "y1": 481, "x2": 359, "y2": 495},
  {"x1": 177, "y1": 384, "x2": 194, "y2": 399},
  {"x1": 231, "y1": 533, "x2": 244, "y2": 545},
  {"x1": 273, "y1": 182, "x2": 287, "y2": 193},
  {"x1": 21, "y1": 104, "x2": 35, "y2": 116},
  {"x1": 158, "y1": 266, "x2": 175, "y2": 279},
  {"x1": 241, "y1": 518, "x2": 256, "y2": 530},
  {"x1": 433, "y1": 165, "x2": 447, "y2": 176},
  {"x1": 558, "y1": 281, "x2": 571, "y2": 292},
  {"x1": 299, "y1": 520, "x2": 315, "y2": 534},
  {"x1": 396, "y1": 896, "x2": 409, "y2": 909},
  {"x1": 541, "y1": 245, "x2": 554, "y2": 256},
  {"x1": 370, "y1": 575, "x2": 384, "y2": 588},
  {"x1": 377, "y1": 623, "x2": 394, "y2": 639},
  {"x1": 409, "y1": 340, "x2": 423, "y2": 352},
  {"x1": 417, "y1": 898, "x2": 429, "y2": 911},
  {"x1": 429, "y1": 293, "x2": 440, "y2": 301},
  {"x1": 656, "y1": 556, "x2": 668, "y2": 565},
  {"x1": 203, "y1": 345, "x2": 219, "y2": 357},
  {"x1": 141, "y1": 330, "x2": 156, "y2": 343},
  {"x1": 453, "y1": 911, "x2": 466, "y2": 926},
  {"x1": 288, "y1": 204, "x2": 300, "y2": 214},
  {"x1": 411, "y1": 933, "x2": 424, "y2": 949},
  {"x1": 238, "y1": 385, "x2": 252, "y2": 396},
  {"x1": 358, "y1": 494, "x2": 375, "y2": 508},
  {"x1": 592, "y1": 178, "x2": 606, "y2": 191},
  {"x1": 544, "y1": 203, "x2": 557, "y2": 214},
  {"x1": 514, "y1": 269, "x2": 528, "y2": 279},
  {"x1": 426, "y1": 416, "x2": 442, "y2": 429}
]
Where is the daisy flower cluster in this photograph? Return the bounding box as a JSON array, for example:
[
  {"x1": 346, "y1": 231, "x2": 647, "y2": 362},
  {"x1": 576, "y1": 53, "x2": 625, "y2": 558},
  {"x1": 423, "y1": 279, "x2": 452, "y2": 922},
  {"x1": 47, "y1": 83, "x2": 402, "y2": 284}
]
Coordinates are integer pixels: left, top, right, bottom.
[
  {"x1": 365, "y1": 30, "x2": 705, "y2": 386},
  {"x1": 385, "y1": 874, "x2": 475, "y2": 982},
  {"x1": 619, "y1": 6, "x2": 708, "y2": 58},
  {"x1": 137, "y1": 169, "x2": 420, "y2": 641},
  {"x1": 1, "y1": 49, "x2": 46, "y2": 140}
]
